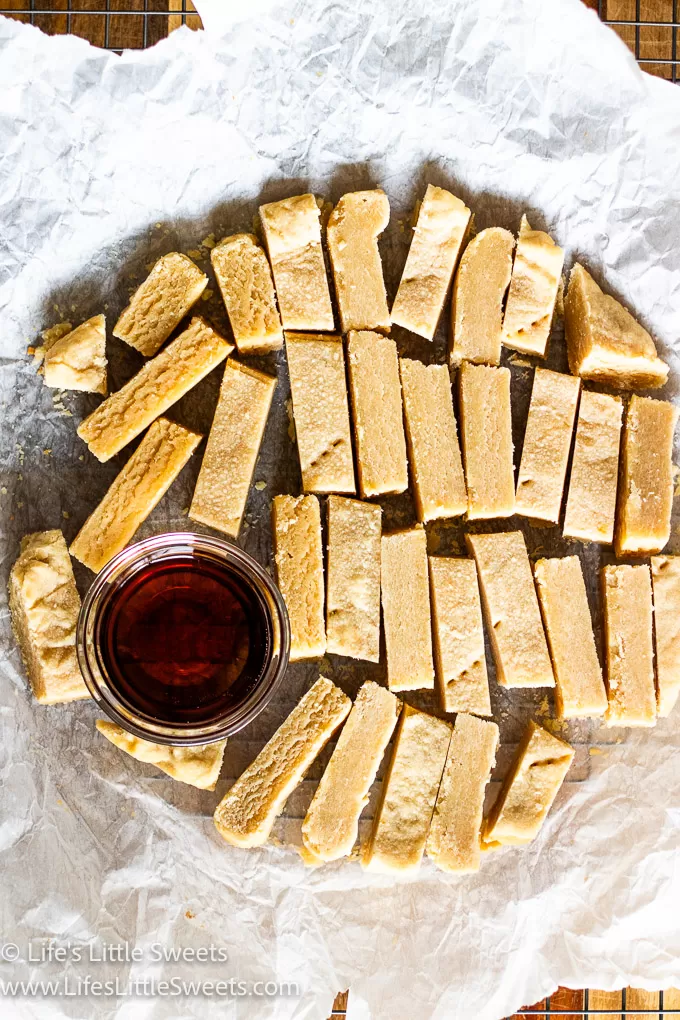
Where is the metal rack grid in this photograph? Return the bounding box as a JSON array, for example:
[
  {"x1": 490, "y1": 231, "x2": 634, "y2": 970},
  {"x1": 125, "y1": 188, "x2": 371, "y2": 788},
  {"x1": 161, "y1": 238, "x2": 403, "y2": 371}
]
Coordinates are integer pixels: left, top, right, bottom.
[
  {"x1": 596, "y1": 0, "x2": 679, "y2": 80},
  {"x1": 0, "y1": 2, "x2": 678, "y2": 78},
  {"x1": 0, "y1": 2, "x2": 202, "y2": 52}
]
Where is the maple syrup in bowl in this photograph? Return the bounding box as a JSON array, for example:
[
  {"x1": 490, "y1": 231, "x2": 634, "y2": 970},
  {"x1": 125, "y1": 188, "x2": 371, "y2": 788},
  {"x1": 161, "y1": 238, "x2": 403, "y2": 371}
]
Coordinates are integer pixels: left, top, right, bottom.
[{"x1": 77, "y1": 533, "x2": 290, "y2": 745}]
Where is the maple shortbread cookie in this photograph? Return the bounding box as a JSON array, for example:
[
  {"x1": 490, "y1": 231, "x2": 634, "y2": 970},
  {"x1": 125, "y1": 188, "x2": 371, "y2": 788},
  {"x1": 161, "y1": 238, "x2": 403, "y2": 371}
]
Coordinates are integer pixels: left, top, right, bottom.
[
  {"x1": 327, "y1": 190, "x2": 390, "y2": 333},
  {"x1": 71, "y1": 418, "x2": 202, "y2": 573},
  {"x1": 399, "y1": 358, "x2": 467, "y2": 522},
  {"x1": 565, "y1": 263, "x2": 669, "y2": 389},
  {"x1": 214, "y1": 676, "x2": 351, "y2": 848},
  {"x1": 562, "y1": 390, "x2": 623, "y2": 545},
  {"x1": 301, "y1": 681, "x2": 401, "y2": 864},
  {"x1": 97, "y1": 721, "x2": 226, "y2": 791},
  {"x1": 9, "y1": 530, "x2": 89, "y2": 704},
  {"x1": 346, "y1": 331, "x2": 408, "y2": 498},
  {"x1": 259, "y1": 193, "x2": 334, "y2": 331},
  {"x1": 466, "y1": 531, "x2": 554, "y2": 689},
  {"x1": 113, "y1": 252, "x2": 208, "y2": 357},
  {"x1": 391, "y1": 184, "x2": 471, "y2": 341},
  {"x1": 190, "y1": 360, "x2": 276, "y2": 538},
  {"x1": 285, "y1": 332, "x2": 355, "y2": 494},
  {"x1": 428, "y1": 556, "x2": 491, "y2": 717},
  {"x1": 458, "y1": 361, "x2": 515, "y2": 520},
  {"x1": 426, "y1": 712, "x2": 499, "y2": 873},
  {"x1": 616, "y1": 394, "x2": 678, "y2": 556},
  {"x1": 78, "y1": 316, "x2": 232, "y2": 463},
  {"x1": 502, "y1": 215, "x2": 564, "y2": 357},
  {"x1": 449, "y1": 227, "x2": 515, "y2": 366},
  {"x1": 272, "y1": 494, "x2": 326, "y2": 661},
  {"x1": 515, "y1": 368, "x2": 581, "y2": 524},
  {"x1": 602, "y1": 564, "x2": 656, "y2": 727},
  {"x1": 43, "y1": 314, "x2": 107, "y2": 394},
  {"x1": 326, "y1": 496, "x2": 381, "y2": 662},
  {"x1": 362, "y1": 705, "x2": 452, "y2": 874},
  {"x1": 211, "y1": 233, "x2": 283, "y2": 354},
  {"x1": 483, "y1": 720, "x2": 574, "y2": 847},
  {"x1": 534, "y1": 556, "x2": 607, "y2": 718},
  {"x1": 651, "y1": 556, "x2": 680, "y2": 718},
  {"x1": 381, "y1": 527, "x2": 435, "y2": 692}
]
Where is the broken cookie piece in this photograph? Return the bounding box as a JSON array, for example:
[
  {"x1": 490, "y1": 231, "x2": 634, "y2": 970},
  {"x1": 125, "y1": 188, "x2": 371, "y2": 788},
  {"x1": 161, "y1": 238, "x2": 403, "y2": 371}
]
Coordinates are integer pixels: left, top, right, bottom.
[
  {"x1": 565, "y1": 263, "x2": 669, "y2": 389},
  {"x1": 9, "y1": 530, "x2": 89, "y2": 704},
  {"x1": 482, "y1": 720, "x2": 574, "y2": 847},
  {"x1": 327, "y1": 190, "x2": 390, "y2": 333},
  {"x1": 502, "y1": 215, "x2": 564, "y2": 357},
  {"x1": 302, "y1": 681, "x2": 401, "y2": 864},
  {"x1": 391, "y1": 184, "x2": 471, "y2": 341},
  {"x1": 214, "y1": 676, "x2": 351, "y2": 848},
  {"x1": 211, "y1": 233, "x2": 283, "y2": 354},
  {"x1": 113, "y1": 252, "x2": 208, "y2": 357},
  {"x1": 43, "y1": 314, "x2": 107, "y2": 395},
  {"x1": 97, "y1": 720, "x2": 226, "y2": 790}
]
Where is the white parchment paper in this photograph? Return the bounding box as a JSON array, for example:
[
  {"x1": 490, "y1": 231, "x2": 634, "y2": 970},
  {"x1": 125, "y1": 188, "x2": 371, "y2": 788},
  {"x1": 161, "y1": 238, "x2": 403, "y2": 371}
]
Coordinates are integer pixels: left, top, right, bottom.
[{"x1": 1, "y1": 1, "x2": 680, "y2": 1017}]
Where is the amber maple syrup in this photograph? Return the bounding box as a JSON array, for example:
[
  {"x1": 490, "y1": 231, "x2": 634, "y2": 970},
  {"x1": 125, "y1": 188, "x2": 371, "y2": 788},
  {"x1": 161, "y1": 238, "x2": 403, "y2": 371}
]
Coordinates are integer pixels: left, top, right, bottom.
[{"x1": 98, "y1": 556, "x2": 272, "y2": 726}]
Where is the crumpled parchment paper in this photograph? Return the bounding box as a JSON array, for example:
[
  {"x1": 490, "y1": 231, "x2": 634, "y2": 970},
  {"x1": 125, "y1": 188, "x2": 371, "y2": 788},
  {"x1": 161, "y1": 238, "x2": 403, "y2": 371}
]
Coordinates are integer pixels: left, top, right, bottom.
[{"x1": 1, "y1": 1, "x2": 680, "y2": 1017}]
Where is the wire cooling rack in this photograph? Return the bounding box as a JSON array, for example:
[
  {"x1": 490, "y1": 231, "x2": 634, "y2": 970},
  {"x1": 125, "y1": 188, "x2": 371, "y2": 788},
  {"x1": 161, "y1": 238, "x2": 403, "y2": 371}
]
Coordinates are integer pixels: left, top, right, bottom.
[{"x1": 0, "y1": 2, "x2": 678, "y2": 79}]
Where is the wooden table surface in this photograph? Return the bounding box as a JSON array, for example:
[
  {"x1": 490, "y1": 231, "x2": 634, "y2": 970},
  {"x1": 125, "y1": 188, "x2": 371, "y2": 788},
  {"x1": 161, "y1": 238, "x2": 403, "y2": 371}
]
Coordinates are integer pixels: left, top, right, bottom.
[{"x1": 0, "y1": 2, "x2": 677, "y2": 1017}]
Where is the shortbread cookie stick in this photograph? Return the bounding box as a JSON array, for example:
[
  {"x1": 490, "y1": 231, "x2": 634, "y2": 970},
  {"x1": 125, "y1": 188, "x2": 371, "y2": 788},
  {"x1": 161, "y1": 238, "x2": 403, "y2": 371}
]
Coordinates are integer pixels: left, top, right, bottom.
[
  {"x1": 70, "y1": 418, "x2": 201, "y2": 573},
  {"x1": 97, "y1": 721, "x2": 226, "y2": 791},
  {"x1": 113, "y1": 252, "x2": 208, "y2": 357},
  {"x1": 259, "y1": 194, "x2": 334, "y2": 331},
  {"x1": 363, "y1": 705, "x2": 451, "y2": 873},
  {"x1": 449, "y1": 227, "x2": 514, "y2": 366},
  {"x1": 346, "y1": 331, "x2": 408, "y2": 498},
  {"x1": 381, "y1": 527, "x2": 435, "y2": 691},
  {"x1": 391, "y1": 185, "x2": 471, "y2": 341},
  {"x1": 214, "y1": 676, "x2": 351, "y2": 848},
  {"x1": 562, "y1": 390, "x2": 623, "y2": 545},
  {"x1": 190, "y1": 360, "x2": 276, "y2": 537},
  {"x1": 302, "y1": 681, "x2": 401, "y2": 863},
  {"x1": 211, "y1": 234, "x2": 283, "y2": 354},
  {"x1": 651, "y1": 556, "x2": 680, "y2": 717},
  {"x1": 326, "y1": 496, "x2": 382, "y2": 662},
  {"x1": 78, "y1": 317, "x2": 232, "y2": 462},
  {"x1": 9, "y1": 531, "x2": 89, "y2": 704},
  {"x1": 616, "y1": 394, "x2": 678, "y2": 556},
  {"x1": 602, "y1": 564, "x2": 656, "y2": 727},
  {"x1": 272, "y1": 494, "x2": 326, "y2": 660},
  {"x1": 285, "y1": 332, "x2": 355, "y2": 494},
  {"x1": 327, "y1": 190, "x2": 390, "y2": 333},
  {"x1": 427, "y1": 712, "x2": 499, "y2": 873}
]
